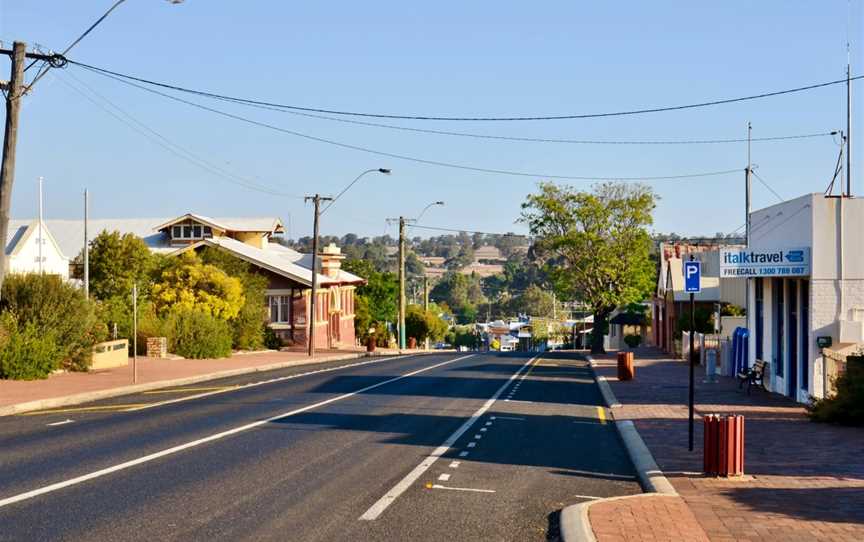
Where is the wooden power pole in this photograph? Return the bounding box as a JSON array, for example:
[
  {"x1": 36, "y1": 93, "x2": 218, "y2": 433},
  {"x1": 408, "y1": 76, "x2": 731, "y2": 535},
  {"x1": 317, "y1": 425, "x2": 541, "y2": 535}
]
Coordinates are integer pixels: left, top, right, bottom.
[
  {"x1": 305, "y1": 194, "x2": 332, "y2": 357},
  {"x1": 398, "y1": 216, "x2": 406, "y2": 350},
  {"x1": 0, "y1": 42, "x2": 26, "y2": 297}
]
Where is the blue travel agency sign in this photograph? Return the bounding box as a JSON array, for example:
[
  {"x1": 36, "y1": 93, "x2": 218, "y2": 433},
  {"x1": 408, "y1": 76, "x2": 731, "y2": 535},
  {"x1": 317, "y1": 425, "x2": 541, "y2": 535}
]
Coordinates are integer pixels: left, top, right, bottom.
[{"x1": 719, "y1": 247, "x2": 810, "y2": 278}]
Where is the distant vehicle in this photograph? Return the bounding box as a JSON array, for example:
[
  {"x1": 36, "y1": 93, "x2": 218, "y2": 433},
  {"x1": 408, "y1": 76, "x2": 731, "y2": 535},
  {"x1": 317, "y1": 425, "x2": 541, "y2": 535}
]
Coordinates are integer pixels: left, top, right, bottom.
[{"x1": 434, "y1": 342, "x2": 451, "y2": 350}]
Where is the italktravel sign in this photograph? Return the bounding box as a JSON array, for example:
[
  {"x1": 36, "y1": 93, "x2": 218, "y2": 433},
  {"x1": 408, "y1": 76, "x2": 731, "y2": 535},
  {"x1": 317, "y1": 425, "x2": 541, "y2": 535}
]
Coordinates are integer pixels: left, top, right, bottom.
[{"x1": 719, "y1": 247, "x2": 811, "y2": 278}]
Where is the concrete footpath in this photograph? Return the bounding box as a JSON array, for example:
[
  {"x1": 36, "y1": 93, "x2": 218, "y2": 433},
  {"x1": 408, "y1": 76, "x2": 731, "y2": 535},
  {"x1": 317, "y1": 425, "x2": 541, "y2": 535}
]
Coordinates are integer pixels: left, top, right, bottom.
[
  {"x1": 0, "y1": 347, "x2": 429, "y2": 416},
  {"x1": 576, "y1": 347, "x2": 864, "y2": 542}
]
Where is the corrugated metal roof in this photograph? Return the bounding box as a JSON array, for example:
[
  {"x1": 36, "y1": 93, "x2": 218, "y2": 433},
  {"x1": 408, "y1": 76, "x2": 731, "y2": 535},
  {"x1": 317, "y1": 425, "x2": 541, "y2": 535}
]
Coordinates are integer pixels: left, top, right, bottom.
[{"x1": 153, "y1": 214, "x2": 283, "y2": 234}]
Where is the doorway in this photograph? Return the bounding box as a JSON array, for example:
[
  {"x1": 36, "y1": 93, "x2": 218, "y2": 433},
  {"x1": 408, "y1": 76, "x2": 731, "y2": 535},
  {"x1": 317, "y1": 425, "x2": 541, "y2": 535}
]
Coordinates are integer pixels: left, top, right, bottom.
[{"x1": 788, "y1": 281, "x2": 798, "y2": 397}]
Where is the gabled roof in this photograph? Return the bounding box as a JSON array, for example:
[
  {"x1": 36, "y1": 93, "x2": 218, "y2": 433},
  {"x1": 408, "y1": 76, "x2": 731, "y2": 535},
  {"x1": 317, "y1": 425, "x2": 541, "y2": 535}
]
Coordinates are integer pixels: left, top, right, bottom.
[
  {"x1": 5, "y1": 220, "x2": 68, "y2": 260},
  {"x1": 153, "y1": 213, "x2": 284, "y2": 234},
  {"x1": 666, "y1": 257, "x2": 721, "y2": 302},
  {"x1": 9, "y1": 218, "x2": 175, "y2": 258}
]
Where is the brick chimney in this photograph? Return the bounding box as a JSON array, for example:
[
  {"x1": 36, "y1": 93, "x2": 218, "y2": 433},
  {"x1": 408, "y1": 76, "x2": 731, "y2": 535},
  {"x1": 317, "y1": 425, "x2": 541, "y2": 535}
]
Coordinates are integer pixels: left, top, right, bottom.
[{"x1": 319, "y1": 243, "x2": 345, "y2": 279}]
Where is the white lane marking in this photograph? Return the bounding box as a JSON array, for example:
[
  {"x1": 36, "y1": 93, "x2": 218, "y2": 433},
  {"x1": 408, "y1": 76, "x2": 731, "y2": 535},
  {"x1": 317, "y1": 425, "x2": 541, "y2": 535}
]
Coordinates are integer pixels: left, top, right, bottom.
[
  {"x1": 437, "y1": 473, "x2": 450, "y2": 481},
  {"x1": 480, "y1": 428, "x2": 487, "y2": 432},
  {"x1": 126, "y1": 354, "x2": 420, "y2": 412},
  {"x1": 359, "y1": 355, "x2": 538, "y2": 521},
  {"x1": 494, "y1": 416, "x2": 525, "y2": 421},
  {"x1": 449, "y1": 461, "x2": 460, "y2": 468},
  {"x1": 490, "y1": 416, "x2": 496, "y2": 420},
  {"x1": 474, "y1": 434, "x2": 482, "y2": 439},
  {"x1": 430, "y1": 484, "x2": 495, "y2": 493},
  {"x1": 571, "y1": 494, "x2": 602, "y2": 500},
  {"x1": 46, "y1": 419, "x2": 74, "y2": 427},
  {"x1": 0, "y1": 354, "x2": 476, "y2": 510},
  {"x1": 508, "y1": 400, "x2": 534, "y2": 404},
  {"x1": 467, "y1": 442, "x2": 477, "y2": 448},
  {"x1": 484, "y1": 422, "x2": 492, "y2": 426}
]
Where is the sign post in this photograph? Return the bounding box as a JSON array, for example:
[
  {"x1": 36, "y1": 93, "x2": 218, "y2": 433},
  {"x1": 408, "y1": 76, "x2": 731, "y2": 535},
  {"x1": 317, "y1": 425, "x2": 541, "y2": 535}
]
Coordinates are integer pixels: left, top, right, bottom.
[{"x1": 684, "y1": 258, "x2": 701, "y2": 452}]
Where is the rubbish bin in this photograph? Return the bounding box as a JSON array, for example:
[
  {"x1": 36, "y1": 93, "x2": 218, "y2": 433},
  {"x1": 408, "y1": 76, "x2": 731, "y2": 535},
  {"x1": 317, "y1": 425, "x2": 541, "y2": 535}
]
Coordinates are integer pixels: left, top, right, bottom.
[
  {"x1": 366, "y1": 336, "x2": 376, "y2": 353},
  {"x1": 617, "y1": 351, "x2": 634, "y2": 381},
  {"x1": 408, "y1": 337, "x2": 417, "y2": 349},
  {"x1": 703, "y1": 414, "x2": 745, "y2": 477}
]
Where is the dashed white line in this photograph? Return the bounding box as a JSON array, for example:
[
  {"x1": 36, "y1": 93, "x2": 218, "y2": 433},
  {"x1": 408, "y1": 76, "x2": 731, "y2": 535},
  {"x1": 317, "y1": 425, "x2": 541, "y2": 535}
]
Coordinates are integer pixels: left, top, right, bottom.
[
  {"x1": 467, "y1": 442, "x2": 477, "y2": 448},
  {"x1": 46, "y1": 419, "x2": 74, "y2": 427},
  {"x1": 358, "y1": 355, "x2": 538, "y2": 521},
  {"x1": 430, "y1": 484, "x2": 495, "y2": 493},
  {"x1": 449, "y1": 461, "x2": 460, "y2": 468},
  {"x1": 485, "y1": 422, "x2": 492, "y2": 426},
  {"x1": 480, "y1": 428, "x2": 487, "y2": 432},
  {"x1": 0, "y1": 354, "x2": 476, "y2": 510},
  {"x1": 437, "y1": 473, "x2": 451, "y2": 481},
  {"x1": 474, "y1": 434, "x2": 482, "y2": 439}
]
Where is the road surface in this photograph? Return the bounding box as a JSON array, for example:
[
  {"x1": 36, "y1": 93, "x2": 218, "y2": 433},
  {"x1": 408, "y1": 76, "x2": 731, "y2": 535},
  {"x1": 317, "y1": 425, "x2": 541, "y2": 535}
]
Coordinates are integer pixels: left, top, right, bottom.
[{"x1": 0, "y1": 352, "x2": 639, "y2": 541}]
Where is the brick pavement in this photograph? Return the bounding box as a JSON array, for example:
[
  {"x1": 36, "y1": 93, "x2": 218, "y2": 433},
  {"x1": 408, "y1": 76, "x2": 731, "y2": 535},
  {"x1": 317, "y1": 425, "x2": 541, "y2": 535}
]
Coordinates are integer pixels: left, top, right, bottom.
[
  {"x1": 0, "y1": 346, "x2": 421, "y2": 412},
  {"x1": 589, "y1": 495, "x2": 710, "y2": 542},
  {"x1": 588, "y1": 347, "x2": 864, "y2": 542}
]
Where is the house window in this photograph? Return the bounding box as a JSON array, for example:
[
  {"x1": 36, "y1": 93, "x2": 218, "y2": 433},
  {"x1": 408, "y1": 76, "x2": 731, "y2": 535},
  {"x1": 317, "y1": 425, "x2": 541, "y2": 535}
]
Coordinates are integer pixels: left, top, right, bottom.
[
  {"x1": 268, "y1": 295, "x2": 292, "y2": 323},
  {"x1": 172, "y1": 225, "x2": 182, "y2": 238},
  {"x1": 193, "y1": 225, "x2": 202, "y2": 238},
  {"x1": 203, "y1": 226, "x2": 213, "y2": 238},
  {"x1": 183, "y1": 225, "x2": 193, "y2": 238}
]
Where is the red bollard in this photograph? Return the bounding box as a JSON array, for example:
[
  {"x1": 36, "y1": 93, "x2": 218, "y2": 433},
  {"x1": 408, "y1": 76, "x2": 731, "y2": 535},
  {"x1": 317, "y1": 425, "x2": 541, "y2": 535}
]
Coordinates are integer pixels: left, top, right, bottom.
[{"x1": 703, "y1": 414, "x2": 745, "y2": 477}]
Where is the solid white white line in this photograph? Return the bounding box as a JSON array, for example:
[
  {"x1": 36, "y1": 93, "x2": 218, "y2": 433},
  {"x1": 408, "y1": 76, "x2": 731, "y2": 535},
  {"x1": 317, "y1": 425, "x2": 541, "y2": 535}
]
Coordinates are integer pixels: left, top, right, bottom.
[
  {"x1": 571, "y1": 494, "x2": 602, "y2": 500},
  {"x1": 46, "y1": 419, "x2": 74, "y2": 427},
  {"x1": 437, "y1": 473, "x2": 450, "y2": 481},
  {"x1": 0, "y1": 354, "x2": 475, "y2": 510},
  {"x1": 448, "y1": 461, "x2": 460, "y2": 469},
  {"x1": 359, "y1": 355, "x2": 537, "y2": 521},
  {"x1": 430, "y1": 484, "x2": 495, "y2": 493},
  {"x1": 126, "y1": 354, "x2": 418, "y2": 412}
]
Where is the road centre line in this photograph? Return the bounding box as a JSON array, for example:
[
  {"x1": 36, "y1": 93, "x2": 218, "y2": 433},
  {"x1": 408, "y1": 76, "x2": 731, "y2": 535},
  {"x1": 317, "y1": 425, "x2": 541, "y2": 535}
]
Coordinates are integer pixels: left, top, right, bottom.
[
  {"x1": 142, "y1": 386, "x2": 236, "y2": 395},
  {"x1": 125, "y1": 354, "x2": 419, "y2": 412},
  {"x1": 359, "y1": 355, "x2": 538, "y2": 521},
  {"x1": 0, "y1": 354, "x2": 475, "y2": 510},
  {"x1": 23, "y1": 404, "x2": 149, "y2": 416}
]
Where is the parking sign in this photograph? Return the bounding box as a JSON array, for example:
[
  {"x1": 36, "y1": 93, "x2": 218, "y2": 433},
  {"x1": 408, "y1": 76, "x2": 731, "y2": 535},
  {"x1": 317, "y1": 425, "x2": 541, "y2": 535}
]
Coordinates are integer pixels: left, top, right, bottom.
[{"x1": 684, "y1": 260, "x2": 701, "y2": 293}]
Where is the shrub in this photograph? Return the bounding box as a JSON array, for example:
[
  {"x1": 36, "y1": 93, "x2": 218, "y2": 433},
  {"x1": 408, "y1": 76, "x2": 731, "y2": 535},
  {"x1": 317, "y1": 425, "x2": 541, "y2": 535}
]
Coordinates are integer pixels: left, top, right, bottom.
[
  {"x1": 624, "y1": 334, "x2": 643, "y2": 348},
  {"x1": 0, "y1": 314, "x2": 61, "y2": 379},
  {"x1": 263, "y1": 325, "x2": 283, "y2": 350},
  {"x1": 405, "y1": 304, "x2": 448, "y2": 343},
  {"x1": 808, "y1": 355, "x2": 864, "y2": 425},
  {"x1": 165, "y1": 308, "x2": 233, "y2": 359},
  {"x1": 1, "y1": 273, "x2": 105, "y2": 372},
  {"x1": 152, "y1": 251, "x2": 244, "y2": 321}
]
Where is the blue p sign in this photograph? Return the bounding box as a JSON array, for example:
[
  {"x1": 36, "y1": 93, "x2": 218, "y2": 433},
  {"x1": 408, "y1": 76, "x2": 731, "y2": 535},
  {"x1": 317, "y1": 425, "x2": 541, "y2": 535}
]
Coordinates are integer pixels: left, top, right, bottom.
[{"x1": 684, "y1": 261, "x2": 701, "y2": 293}]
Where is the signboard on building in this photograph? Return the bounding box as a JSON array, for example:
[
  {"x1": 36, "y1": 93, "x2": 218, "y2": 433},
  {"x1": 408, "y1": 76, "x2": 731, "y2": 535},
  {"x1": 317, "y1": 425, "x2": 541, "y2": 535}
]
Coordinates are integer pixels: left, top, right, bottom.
[{"x1": 719, "y1": 247, "x2": 810, "y2": 278}]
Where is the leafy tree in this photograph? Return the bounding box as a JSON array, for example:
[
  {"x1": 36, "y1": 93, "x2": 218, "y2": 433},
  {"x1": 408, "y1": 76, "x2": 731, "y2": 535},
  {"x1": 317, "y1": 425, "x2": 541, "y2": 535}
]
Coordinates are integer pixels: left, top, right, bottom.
[
  {"x1": 151, "y1": 251, "x2": 244, "y2": 321},
  {"x1": 199, "y1": 247, "x2": 268, "y2": 350},
  {"x1": 522, "y1": 182, "x2": 656, "y2": 354},
  {"x1": 405, "y1": 304, "x2": 448, "y2": 343},
  {"x1": 445, "y1": 245, "x2": 474, "y2": 270},
  {"x1": 343, "y1": 258, "x2": 398, "y2": 340},
  {"x1": 509, "y1": 284, "x2": 555, "y2": 318},
  {"x1": 87, "y1": 231, "x2": 157, "y2": 300}
]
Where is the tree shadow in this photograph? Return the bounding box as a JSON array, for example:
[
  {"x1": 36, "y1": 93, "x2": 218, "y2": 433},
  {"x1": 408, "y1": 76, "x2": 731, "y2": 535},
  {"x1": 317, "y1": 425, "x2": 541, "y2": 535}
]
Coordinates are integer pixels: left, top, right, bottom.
[{"x1": 719, "y1": 485, "x2": 864, "y2": 525}]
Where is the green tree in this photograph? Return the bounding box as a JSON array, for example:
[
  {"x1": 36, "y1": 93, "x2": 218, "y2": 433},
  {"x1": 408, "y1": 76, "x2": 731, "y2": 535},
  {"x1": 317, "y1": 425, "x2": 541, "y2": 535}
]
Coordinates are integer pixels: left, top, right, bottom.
[
  {"x1": 343, "y1": 258, "x2": 398, "y2": 339},
  {"x1": 509, "y1": 284, "x2": 555, "y2": 318},
  {"x1": 522, "y1": 182, "x2": 656, "y2": 354},
  {"x1": 405, "y1": 304, "x2": 448, "y2": 343},
  {"x1": 151, "y1": 251, "x2": 245, "y2": 321},
  {"x1": 87, "y1": 231, "x2": 157, "y2": 300}
]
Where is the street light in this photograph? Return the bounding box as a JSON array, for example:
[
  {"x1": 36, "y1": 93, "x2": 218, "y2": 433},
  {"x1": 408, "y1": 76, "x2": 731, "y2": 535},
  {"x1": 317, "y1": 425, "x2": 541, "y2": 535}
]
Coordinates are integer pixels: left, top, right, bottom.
[
  {"x1": 320, "y1": 168, "x2": 391, "y2": 215},
  {"x1": 415, "y1": 201, "x2": 445, "y2": 222},
  {"x1": 306, "y1": 167, "x2": 391, "y2": 357}
]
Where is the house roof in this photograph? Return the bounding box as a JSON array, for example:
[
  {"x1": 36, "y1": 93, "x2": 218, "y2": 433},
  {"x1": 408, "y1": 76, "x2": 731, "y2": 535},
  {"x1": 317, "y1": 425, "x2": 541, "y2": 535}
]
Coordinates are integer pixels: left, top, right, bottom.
[
  {"x1": 474, "y1": 245, "x2": 503, "y2": 259},
  {"x1": 9, "y1": 218, "x2": 175, "y2": 259},
  {"x1": 153, "y1": 213, "x2": 284, "y2": 234},
  {"x1": 5, "y1": 220, "x2": 70, "y2": 260},
  {"x1": 666, "y1": 257, "x2": 721, "y2": 302}
]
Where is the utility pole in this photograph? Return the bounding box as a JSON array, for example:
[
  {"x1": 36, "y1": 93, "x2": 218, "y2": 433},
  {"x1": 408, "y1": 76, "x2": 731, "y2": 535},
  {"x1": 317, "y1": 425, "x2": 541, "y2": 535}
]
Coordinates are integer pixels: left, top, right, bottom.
[
  {"x1": 744, "y1": 122, "x2": 752, "y2": 371},
  {"x1": 398, "y1": 216, "x2": 406, "y2": 350},
  {"x1": 847, "y1": 44, "x2": 852, "y2": 197},
  {"x1": 38, "y1": 176, "x2": 43, "y2": 274},
  {"x1": 0, "y1": 42, "x2": 26, "y2": 296},
  {"x1": 423, "y1": 274, "x2": 430, "y2": 350},
  {"x1": 84, "y1": 189, "x2": 89, "y2": 298},
  {"x1": 132, "y1": 283, "x2": 138, "y2": 384},
  {"x1": 305, "y1": 194, "x2": 332, "y2": 357}
]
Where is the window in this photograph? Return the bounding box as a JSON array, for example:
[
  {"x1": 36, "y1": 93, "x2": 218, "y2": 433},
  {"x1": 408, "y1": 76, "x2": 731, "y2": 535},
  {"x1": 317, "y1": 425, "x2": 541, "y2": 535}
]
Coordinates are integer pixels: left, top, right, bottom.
[
  {"x1": 773, "y1": 278, "x2": 784, "y2": 376},
  {"x1": 755, "y1": 278, "x2": 764, "y2": 360},
  {"x1": 172, "y1": 225, "x2": 182, "y2": 238},
  {"x1": 193, "y1": 225, "x2": 202, "y2": 238},
  {"x1": 268, "y1": 295, "x2": 292, "y2": 323},
  {"x1": 183, "y1": 225, "x2": 193, "y2": 238},
  {"x1": 801, "y1": 280, "x2": 809, "y2": 391},
  {"x1": 203, "y1": 226, "x2": 213, "y2": 238}
]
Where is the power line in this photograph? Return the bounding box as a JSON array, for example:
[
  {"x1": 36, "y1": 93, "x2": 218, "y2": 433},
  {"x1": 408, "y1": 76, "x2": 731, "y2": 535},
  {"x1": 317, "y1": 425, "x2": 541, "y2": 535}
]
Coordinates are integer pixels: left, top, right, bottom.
[
  {"x1": 216, "y1": 103, "x2": 837, "y2": 146},
  {"x1": 68, "y1": 58, "x2": 862, "y2": 122},
  {"x1": 751, "y1": 170, "x2": 784, "y2": 202},
  {"x1": 56, "y1": 71, "x2": 302, "y2": 198},
  {"x1": 73, "y1": 64, "x2": 744, "y2": 182}
]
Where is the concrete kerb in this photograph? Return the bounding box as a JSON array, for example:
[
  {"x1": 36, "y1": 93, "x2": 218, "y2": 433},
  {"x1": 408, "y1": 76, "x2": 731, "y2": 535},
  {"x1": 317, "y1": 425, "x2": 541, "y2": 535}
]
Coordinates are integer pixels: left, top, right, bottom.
[
  {"x1": 0, "y1": 350, "x2": 439, "y2": 417},
  {"x1": 561, "y1": 354, "x2": 678, "y2": 541}
]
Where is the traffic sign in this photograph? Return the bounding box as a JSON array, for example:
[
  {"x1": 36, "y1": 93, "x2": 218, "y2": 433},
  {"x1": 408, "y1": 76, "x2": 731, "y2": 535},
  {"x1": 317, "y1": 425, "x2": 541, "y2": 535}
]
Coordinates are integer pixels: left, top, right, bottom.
[{"x1": 684, "y1": 260, "x2": 701, "y2": 293}]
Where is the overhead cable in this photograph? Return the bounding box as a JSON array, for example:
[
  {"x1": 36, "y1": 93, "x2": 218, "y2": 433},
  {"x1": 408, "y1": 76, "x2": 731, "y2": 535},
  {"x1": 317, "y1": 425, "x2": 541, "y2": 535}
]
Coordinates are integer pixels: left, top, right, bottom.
[
  {"x1": 73, "y1": 64, "x2": 743, "y2": 183},
  {"x1": 68, "y1": 58, "x2": 862, "y2": 122}
]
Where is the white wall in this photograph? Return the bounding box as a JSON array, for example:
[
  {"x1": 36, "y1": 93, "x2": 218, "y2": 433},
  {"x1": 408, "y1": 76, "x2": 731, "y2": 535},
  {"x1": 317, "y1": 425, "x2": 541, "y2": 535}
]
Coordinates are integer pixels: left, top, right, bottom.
[{"x1": 7, "y1": 225, "x2": 69, "y2": 280}]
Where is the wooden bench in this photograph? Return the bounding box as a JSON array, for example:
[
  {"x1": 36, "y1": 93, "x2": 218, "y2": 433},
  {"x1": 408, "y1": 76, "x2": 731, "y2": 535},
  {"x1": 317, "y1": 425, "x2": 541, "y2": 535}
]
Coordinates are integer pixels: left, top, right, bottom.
[{"x1": 737, "y1": 359, "x2": 768, "y2": 394}]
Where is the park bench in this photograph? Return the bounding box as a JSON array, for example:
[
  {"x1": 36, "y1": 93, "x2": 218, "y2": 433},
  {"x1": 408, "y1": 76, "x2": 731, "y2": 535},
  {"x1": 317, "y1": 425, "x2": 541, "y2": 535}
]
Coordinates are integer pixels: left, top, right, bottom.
[{"x1": 737, "y1": 359, "x2": 768, "y2": 394}]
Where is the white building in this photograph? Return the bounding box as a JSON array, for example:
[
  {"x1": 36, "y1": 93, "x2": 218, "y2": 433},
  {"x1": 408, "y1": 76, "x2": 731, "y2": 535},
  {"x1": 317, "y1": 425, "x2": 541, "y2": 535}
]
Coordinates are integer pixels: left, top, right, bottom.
[
  {"x1": 734, "y1": 193, "x2": 864, "y2": 403},
  {"x1": 3, "y1": 220, "x2": 69, "y2": 280}
]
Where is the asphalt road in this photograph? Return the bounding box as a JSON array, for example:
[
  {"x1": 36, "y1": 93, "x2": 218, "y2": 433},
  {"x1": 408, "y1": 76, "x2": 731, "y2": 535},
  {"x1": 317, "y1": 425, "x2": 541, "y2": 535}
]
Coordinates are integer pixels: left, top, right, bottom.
[{"x1": 0, "y1": 351, "x2": 639, "y2": 541}]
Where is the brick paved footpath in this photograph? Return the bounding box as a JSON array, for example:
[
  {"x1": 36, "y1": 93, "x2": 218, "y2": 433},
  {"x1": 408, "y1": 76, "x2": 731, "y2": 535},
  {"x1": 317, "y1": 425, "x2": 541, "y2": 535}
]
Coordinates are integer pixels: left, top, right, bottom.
[{"x1": 588, "y1": 347, "x2": 864, "y2": 542}]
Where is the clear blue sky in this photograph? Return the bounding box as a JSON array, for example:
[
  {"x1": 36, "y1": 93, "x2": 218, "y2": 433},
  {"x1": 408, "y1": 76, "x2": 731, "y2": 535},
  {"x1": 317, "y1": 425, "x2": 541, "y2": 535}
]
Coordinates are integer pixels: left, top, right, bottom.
[{"x1": 1, "y1": 1, "x2": 861, "y2": 240}]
